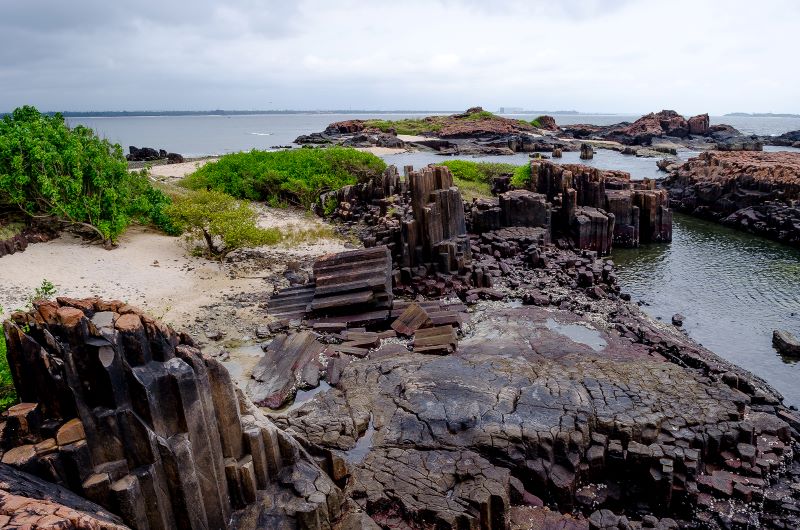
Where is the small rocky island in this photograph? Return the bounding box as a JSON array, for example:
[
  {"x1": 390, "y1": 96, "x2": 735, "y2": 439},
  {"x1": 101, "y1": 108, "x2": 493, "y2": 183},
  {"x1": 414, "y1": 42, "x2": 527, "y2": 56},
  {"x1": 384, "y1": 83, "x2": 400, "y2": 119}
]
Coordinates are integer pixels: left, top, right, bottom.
[
  {"x1": 3, "y1": 159, "x2": 800, "y2": 529},
  {"x1": 295, "y1": 108, "x2": 767, "y2": 159}
]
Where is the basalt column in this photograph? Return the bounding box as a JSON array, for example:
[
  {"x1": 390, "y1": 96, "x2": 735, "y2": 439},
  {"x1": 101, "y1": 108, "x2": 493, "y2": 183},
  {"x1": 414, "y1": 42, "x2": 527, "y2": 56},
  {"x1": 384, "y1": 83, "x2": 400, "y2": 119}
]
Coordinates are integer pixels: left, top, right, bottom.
[
  {"x1": 1, "y1": 298, "x2": 343, "y2": 530},
  {"x1": 406, "y1": 165, "x2": 471, "y2": 273}
]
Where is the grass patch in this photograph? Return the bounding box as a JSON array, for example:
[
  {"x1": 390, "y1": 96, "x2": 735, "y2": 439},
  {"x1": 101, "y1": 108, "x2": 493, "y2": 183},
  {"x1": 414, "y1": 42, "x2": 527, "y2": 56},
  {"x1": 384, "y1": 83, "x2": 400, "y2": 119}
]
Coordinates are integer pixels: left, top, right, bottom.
[
  {"x1": 0, "y1": 221, "x2": 24, "y2": 240},
  {"x1": 363, "y1": 108, "x2": 503, "y2": 136},
  {"x1": 511, "y1": 164, "x2": 532, "y2": 188},
  {"x1": 180, "y1": 147, "x2": 386, "y2": 208},
  {"x1": 364, "y1": 117, "x2": 446, "y2": 136},
  {"x1": 0, "y1": 331, "x2": 16, "y2": 411},
  {"x1": 281, "y1": 225, "x2": 340, "y2": 245},
  {"x1": 439, "y1": 160, "x2": 522, "y2": 200}
]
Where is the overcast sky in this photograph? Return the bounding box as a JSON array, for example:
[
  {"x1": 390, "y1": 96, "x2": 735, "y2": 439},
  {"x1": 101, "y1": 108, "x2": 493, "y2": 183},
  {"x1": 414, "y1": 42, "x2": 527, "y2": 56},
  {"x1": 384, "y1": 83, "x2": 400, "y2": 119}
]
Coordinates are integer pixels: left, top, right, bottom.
[{"x1": 1, "y1": 0, "x2": 797, "y2": 115}]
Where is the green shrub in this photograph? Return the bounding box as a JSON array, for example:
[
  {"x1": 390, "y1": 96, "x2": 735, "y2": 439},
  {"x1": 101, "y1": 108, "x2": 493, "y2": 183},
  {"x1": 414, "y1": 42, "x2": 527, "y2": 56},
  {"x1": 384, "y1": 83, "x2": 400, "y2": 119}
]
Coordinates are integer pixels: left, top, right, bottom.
[
  {"x1": 0, "y1": 331, "x2": 14, "y2": 412},
  {"x1": 440, "y1": 160, "x2": 518, "y2": 183},
  {"x1": 439, "y1": 160, "x2": 520, "y2": 199},
  {"x1": 166, "y1": 189, "x2": 282, "y2": 258},
  {"x1": 0, "y1": 106, "x2": 177, "y2": 243},
  {"x1": 511, "y1": 163, "x2": 532, "y2": 188},
  {"x1": 181, "y1": 147, "x2": 386, "y2": 208}
]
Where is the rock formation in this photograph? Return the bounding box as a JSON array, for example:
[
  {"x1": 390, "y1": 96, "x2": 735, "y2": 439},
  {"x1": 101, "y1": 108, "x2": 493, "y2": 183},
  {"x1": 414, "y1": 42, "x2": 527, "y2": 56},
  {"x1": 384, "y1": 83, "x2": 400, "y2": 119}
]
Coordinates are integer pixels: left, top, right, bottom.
[
  {"x1": 126, "y1": 147, "x2": 184, "y2": 164},
  {"x1": 662, "y1": 151, "x2": 800, "y2": 246},
  {"x1": 1, "y1": 298, "x2": 343, "y2": 529},
  {"x1": 526, "y1": 160, "x2": 672, "y2": 251},
  {"x1": 562, "y1": 110, "x2": 760, "y2": 151},
  {"x1": 0, "y1": 221, "x2": 60, "y2": 259}
]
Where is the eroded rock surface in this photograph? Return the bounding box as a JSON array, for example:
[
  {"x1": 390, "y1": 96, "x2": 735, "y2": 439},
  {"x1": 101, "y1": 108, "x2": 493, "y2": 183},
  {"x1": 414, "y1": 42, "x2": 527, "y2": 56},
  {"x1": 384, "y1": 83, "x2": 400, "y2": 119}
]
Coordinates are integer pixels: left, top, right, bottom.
[{"x1": 273, "y1": 298, "x2": 800, "y2": 529}]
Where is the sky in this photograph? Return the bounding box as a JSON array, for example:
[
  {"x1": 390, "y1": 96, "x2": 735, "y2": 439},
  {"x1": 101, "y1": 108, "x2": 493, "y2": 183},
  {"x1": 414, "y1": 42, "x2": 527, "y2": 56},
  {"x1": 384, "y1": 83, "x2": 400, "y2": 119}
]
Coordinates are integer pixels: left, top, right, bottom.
[{"x1": 1, "y1": 0, "x2": 797, "y2": 115}]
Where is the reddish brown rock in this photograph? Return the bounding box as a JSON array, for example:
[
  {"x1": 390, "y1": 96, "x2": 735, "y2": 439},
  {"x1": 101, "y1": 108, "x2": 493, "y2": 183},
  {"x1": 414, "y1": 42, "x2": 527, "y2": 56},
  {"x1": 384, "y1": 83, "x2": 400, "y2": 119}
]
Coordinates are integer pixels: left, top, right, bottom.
[
  {"x1": 535, "y1": 115, "x2": 559, "y2": 132},
  {"x1": 688, "y1": 113, "x2": 710, "y2": 135}
]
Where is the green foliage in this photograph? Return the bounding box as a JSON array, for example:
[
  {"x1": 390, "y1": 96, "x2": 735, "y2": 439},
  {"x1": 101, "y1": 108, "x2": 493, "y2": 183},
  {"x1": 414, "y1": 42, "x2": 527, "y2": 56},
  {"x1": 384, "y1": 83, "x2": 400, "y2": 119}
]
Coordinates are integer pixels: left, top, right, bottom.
[
  {"x1": 462, "y1": 110, "x2": 496, "y2": 121},
  {"x1": 0, "y1": 106, "x2": 176, "y2": 243},
  {"x1": 181, "y1": 147, "x2": 386, "y2": 208},
  {"x1": 322, "y1": 195, "x2": 338, "y2": 216},
  {"x1": 0, "y1": 330, "x2": 14, "y2": 412},
  {"x1": 364, "y1": 108, "x2": 501, "y2": 136},
  {"x1": 363, "y1": 117, "x2": 445, "y2": 136},
  {"x1": 440, "y1": 160, "x2": 518, "y2": 184},
  {"x1": 0, "y1": 304, "x2": 16, "y2": 411},
  {"x1": 166, "y1": 189, "x2": 282, "y2": 258},
  {"x1": 530, "y1": 117, "x2": 543, "y2": 128},
  {"x1": 511, "y1": 163, "x2": 532, "y2": 188},
  {"x1": 30, "y1": 279, "x2": 56, "y2": 305},
  {"x1": 439, "y1": 160, "x2": 520, "y2": 200}
]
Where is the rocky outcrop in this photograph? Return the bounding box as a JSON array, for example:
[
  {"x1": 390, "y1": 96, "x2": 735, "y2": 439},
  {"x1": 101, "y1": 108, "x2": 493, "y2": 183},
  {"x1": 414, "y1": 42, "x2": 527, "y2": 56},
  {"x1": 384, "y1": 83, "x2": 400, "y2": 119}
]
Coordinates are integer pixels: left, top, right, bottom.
[
  {"x1": 687, "y1": 113, "x2": 710, "y2": 135},
  {"x1": 773, "y1": 329, "x2": 800, "y2": 356},
  {"x1": 126, "y1": 147, "x2": 184, "y2": 163},
  {"x1": 0, "y1": 221, "x2": 60, "y2": 259},
  {"x1": 528, "y1": 160, "x2": 672, "y2": 250},
  {"x1": 580, "y1": 143, "x2": 594, "y2": 160},
  {"x1": 1, "y1": 299, "x2": 344, "y2": 529},
  {"x1": 535, "y1": 115, "x2": 559, "y2": 131},
  {"x1": 766, "y1": 129, "x2": 800, "y2": 148},
  {"x1": 562, "y1": 110, "x2": 759, "y2": 151},
  {"x1": 0, "y1": 463, "x2": 128, "y2": 529},
  {"x1": 662, "y1": 151, "x2": 800, "y2": 246},
  {"x1": 295, "y1": 108, "x2": 570, "y2": 156}
]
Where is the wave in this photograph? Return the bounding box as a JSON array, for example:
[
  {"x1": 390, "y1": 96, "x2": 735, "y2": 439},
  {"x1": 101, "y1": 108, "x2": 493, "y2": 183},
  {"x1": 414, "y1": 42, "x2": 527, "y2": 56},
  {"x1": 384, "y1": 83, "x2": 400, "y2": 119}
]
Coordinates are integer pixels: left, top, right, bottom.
[{"x1": 250, "y1": 132, "x2": 272, "y2": 136}]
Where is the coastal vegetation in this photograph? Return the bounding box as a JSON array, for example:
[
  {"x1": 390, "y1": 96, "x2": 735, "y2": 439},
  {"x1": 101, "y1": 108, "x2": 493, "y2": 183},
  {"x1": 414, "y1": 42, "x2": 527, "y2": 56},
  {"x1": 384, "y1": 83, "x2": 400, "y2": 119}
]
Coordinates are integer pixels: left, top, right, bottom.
[
  {"x1": 165, "y1": 189, "x2": 282, "y2": 258},
  {"x1": 0, "y1": 330, "x2": 13, "y2": 411},
  {"x1": 363, "y1": 108, "x2": 507, "y2": 136},
  {"x1": 439, "y1": 159, "x2": 531, "y2": 199},
  {"x1": 0, "y1": 106, "x2": 177, "y2": 245},
  {"x1": 181, "y1": 147, "x2": 386, "y2": 208}
]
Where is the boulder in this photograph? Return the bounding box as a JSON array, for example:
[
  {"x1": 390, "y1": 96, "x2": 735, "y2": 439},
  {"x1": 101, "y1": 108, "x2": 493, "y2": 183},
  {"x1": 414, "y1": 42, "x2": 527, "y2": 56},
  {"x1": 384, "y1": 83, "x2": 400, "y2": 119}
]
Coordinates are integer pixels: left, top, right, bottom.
[
  {"x1": 580, "y1": 143, "x2": 594, "y2": 160},
  {"x1": 773, "y1": 329, "x2": 800, "y2": 356},
  {"x1": 688, "y1": 113, "x2": 710, "y2": 135}
]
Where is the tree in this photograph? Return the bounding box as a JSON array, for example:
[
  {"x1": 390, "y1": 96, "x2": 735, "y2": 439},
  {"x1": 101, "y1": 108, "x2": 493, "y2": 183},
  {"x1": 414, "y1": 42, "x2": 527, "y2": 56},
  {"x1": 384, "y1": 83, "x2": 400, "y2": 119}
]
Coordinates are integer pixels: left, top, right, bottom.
[
  {"x1": 165, "y1": 189, "x2": 281, "y2": 259},
  {"x1": 0, "y1": 106, "x2": 175, "y2": 245}
]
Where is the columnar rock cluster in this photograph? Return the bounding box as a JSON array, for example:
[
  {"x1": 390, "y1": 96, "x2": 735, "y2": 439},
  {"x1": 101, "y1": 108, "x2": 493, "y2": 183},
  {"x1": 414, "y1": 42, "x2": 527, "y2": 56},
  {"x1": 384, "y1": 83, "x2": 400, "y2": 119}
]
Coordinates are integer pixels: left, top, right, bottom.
[
  {"x1": 663, "y1": 151, "x2": 800, "y2": 247},
  {"x1": 1, "y1": 298, "x2": 343, "y2": 529}
]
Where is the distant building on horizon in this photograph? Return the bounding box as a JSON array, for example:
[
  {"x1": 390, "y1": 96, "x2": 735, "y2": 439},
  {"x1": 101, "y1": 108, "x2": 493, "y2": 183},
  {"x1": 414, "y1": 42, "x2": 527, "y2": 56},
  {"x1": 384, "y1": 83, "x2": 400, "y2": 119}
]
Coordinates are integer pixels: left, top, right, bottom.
[{"x1": 498, "y1": 107, "x2": 524, "y2": 114}]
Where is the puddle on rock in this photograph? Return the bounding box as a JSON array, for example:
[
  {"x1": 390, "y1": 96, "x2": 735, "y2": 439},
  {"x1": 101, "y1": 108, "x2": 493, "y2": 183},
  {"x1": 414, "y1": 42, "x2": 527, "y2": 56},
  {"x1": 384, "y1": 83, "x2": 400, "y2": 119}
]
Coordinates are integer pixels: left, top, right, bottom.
[
  {"x1": 345, "y1": 413, "x2": 375, "y2": 464},
  {"x1": 544, "y1": 318, "x2": 607, "y2": 351},
  {"x1": 274, "y1": 381, "x2": 332, "y2": 414}
]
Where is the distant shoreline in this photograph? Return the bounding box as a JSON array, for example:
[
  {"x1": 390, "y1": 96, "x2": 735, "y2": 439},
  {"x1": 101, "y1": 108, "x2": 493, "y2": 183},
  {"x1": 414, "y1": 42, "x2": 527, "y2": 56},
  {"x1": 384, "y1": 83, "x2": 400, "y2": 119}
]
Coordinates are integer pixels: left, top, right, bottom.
[
  {"x1": 725, "y1": 112, "x2": 800, "y2": 118},
  {"x1": 3, "y1": 109, "x2": 590, "y2": 118}
]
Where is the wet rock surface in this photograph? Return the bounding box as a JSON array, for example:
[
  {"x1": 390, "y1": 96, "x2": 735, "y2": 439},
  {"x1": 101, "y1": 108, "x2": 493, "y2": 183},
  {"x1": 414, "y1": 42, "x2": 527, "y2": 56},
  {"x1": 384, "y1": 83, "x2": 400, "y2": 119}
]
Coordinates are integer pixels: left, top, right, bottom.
[{"x1": 662, "y1": 150, "x2": 800, "y2": 247}]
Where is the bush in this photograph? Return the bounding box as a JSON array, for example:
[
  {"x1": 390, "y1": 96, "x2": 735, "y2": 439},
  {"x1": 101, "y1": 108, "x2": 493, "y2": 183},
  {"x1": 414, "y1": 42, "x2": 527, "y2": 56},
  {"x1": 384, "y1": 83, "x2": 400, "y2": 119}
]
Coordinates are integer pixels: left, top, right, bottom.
[
  {"x1": 166, "y1": 189, "x2": 282, "y2": 258},
  {"x1": 439, "y1": 160, "x2": 520, "y2": 200},
  {"x1": 440, "y1": 160, "x2": 518, "y2": 184},
  {"x1": 511, "y1": 163, "x2": 532, "y2": 188},
  {"x1": 0, "y1": 106, "x2": 175, "y2": 243},
  {"x1": 181, "y1": 147, "x2": 386, "y2": 208},
  {"x1": 0, "y1": 331, "x2": 14, "y2": 412}
]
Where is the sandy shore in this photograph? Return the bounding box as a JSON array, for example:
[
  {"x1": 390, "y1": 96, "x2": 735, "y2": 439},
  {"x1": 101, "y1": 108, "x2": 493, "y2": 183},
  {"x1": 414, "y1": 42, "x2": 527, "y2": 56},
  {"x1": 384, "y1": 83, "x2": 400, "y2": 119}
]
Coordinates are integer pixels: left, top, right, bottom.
[
  {"x1": 147, "y1": 158, "x2": 217, "y2": 183},
  {"x1": 357, "y1": 146, "x2": 407, "y2": 156}
]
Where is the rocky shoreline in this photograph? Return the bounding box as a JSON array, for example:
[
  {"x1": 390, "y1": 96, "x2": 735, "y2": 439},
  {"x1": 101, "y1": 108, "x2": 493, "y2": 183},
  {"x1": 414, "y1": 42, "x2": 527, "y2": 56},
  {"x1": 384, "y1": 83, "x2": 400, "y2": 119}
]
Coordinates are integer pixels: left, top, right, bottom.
[
  {"x1": 661, "y1": 151, "x2": 800, "y2": 247},
  {"x1": 3, "y1": 161, "x2": 800, "y2": 529},
  {"x1": 294, "y1": 108, "x2": 774, "y2": 161}
]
